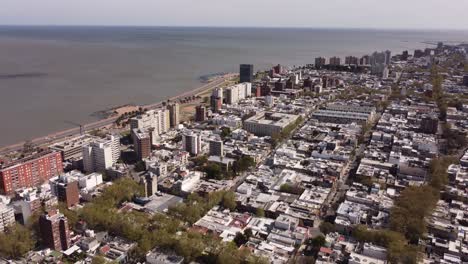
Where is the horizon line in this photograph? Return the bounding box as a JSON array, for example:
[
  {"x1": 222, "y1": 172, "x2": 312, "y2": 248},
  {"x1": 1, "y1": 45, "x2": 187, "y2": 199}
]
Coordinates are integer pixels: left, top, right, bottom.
[{"x1": 1, "y1": 24, "x2": 468, "y2": 32}]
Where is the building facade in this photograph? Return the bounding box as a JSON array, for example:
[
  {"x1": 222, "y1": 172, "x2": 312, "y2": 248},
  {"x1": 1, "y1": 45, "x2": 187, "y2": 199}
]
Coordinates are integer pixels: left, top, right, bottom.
[
  {"x1": 0, "y1": 151, "x2": 63, "y2": 195},
  {"x1": 195, "y1": 105, "x2": 207, "y2": 122},
  {"x1": 39, "y1": 210, "x2": 71, "y2": 251},
  {"x1": 182, "y1": 132, "x2": 202, "y2": 155},
  {"x1": 240, "y1": 64, "x2": 254, "y2": 83},
  {"x1": 82, "y1": 135, "x2": 120, "y2": 173}
]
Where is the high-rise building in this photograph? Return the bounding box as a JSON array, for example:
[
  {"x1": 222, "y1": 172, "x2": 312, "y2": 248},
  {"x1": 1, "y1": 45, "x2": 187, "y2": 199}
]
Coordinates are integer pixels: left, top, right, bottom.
[
  {"x1": 240, "y1": 64, "x2": 254, "y2": 83},
  {"x1": 82, "y1": 135, "x2": 120, "y2": 173},
  {"x1": 39, "y1": 210, "x2": 71, "y2": 251},
  {"x1": 139, "y1": 172, "x2": 157, "y2": 198},
  {"x1": 132, "y1": 129, "x2": 152, "y2": 160},
  {"x1": 463, "y1": 75, "x2": 468, "y2": 87},
  {"x1": 167, "y1": 102, "x2": 180, "y2": 128},
  {"x1": 345, "y1": 56, "x2": 359, "y2": 65},
  {"x1": 384, "y1": 50, "x2": 392, "y2": 65},
  {"x1": 414, "y1": 49, "x2": 424, "y2": 58},
  {"x1": 195, "y1": 105, "x2": 207, "y2": 122},
  {"x1": 12, "y1": 190, "x2": 42, "y2": 225},
  {"x1": 0, "y1": 151, "x2": 63, "y2": 195},
  {"x1": 0, "y1": 203, "x2": 15, "y2": 233},
  {"x1": 210, "y1": 88, "x2": 223, "y2": 113},
  {"x1": 315, "y1": 57, "x2": 326, "y2": 68},
  {"x1": 209, "y1": 139, "x2": 224, "y2": 157},
  {"x1": 225, "y1": 83, "x2": 251, "y2": 104},
  {"x1": 437, "y1": 42, "x2": 444, "y2": 50},
  {"x1": 182, "y1": 132, "x2": 202, "y2": 155},
  {"x1": 50, "y1": 176, "x2": 79, "y2": 208},
  {"x1": 130, "y1": 109, "x2": 170, "y2": 143},
  {"x1": 401, "y1": 51, "x2": 409, "y2": 61},
  {"x1": 329, "y1": 57, "x2": 341, "y2": 66},
  {"x1": 273, "y1": 64, "x2": 283, "y2": 75},
  {"x1": 360, "y1": 55, "x2": 370, "y2": 65},
  {"x1": 370, "y1": 51, "x2": 386, "y2": 66}
]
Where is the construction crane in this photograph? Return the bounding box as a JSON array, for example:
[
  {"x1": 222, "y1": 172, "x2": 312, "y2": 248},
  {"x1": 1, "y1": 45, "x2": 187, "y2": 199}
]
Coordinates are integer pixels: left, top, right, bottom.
[{"x1": 64, "y1": 121, "x2": 84, "y2": 135}]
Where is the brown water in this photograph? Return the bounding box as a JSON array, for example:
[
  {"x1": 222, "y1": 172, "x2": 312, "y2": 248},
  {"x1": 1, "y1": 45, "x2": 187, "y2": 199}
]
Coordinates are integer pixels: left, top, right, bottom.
[{"x1": 1, "y1": 26, "x2": 467, "y2": 147}]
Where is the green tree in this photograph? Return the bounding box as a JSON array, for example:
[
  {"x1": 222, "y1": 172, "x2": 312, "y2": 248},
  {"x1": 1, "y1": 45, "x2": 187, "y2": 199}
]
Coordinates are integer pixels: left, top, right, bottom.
[
  {"x1": 0, "y1": 224, "x2": 35, "y2": 259},
  {"x1": 222, "y1": 191, "x2": 237, "y2": 211},
  {"x1": 319, "y1": 222, "x2": 335, "y2": 235},
  {"x1": 280, "y1": 183, "x2": 304, "y2": 195},
  {"x1": 91, "y1": 255, "x2": 107, "y2": 264},
  {"x1": 204, "y1": 163, "x2": 223, "y2": 180},
  {"x1": 256, "y1": 207, "x2": 265, "y2": 217}
]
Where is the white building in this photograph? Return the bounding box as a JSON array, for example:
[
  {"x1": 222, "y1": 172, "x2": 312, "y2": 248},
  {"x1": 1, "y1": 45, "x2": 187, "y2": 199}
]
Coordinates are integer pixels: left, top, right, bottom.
[
  {"x1": 182, "y1": 132, "x2": 202, "y2": 155},
  {"x1": 225, "y1": 83, "x2": 252, "y2": 105},
  {"x1": 130, "y1": 109, "x2": 170, "y2": 143},
  {"x1": 0, "y1": 203, "x2": 15, "y2": 232},
  {"x1": 243, "y1": 112, "x2": 300, "y2": 137},
  {"x1": 78, "y1": 172, "x2": 103, "y2": 191},
  {"x1": 82, "y1": 135, "x2": 120, "y2": 173}
]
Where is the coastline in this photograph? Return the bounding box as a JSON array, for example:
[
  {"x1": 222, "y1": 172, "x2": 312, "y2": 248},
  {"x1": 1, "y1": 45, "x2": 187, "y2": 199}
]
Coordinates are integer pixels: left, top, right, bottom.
[{"x1": 0, "y1": 73, "x2": 235, "y2": 155}]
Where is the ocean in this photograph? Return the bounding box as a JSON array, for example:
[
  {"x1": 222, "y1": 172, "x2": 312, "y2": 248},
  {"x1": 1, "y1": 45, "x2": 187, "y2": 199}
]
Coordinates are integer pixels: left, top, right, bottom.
[{"x1": 0, "y1": 26, "x2": 467, "y2": 147}]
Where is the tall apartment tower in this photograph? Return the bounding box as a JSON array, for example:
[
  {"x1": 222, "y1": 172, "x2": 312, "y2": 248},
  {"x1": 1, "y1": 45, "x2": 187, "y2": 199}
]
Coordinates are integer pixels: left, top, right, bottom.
[
  {"x1": 182, "y1": 132, "x2": 202, "y2": 155},
  {"x1": 315, "y1": 57, "x2": 326, "y2": 68},
  {"x1": 240, "y1": 64, "x2": 254, "y2": 83},
  {"x1": 385, "y1": 50, "x2": 392, "y2": 65},
  {"x1": 329, "y1": 57, "x2": 341, "y2": 66},
  {"x1": 345, "y1": 56, "x2": 359, "y2": 65},
  {"x1": 50, "y1": 176, "x2": 80, "y2": 208},
  {"x1": 130, "y1": 109, "x2": 170, "y2": 143},
  {"x1": 39, "y1": 210, "x2": 71, "y2": 251},
  {"x1": 211, "y1": 88, "x2": 223, "y2": 113},
  {"x1": 82, "y1": 135, "x2": 120, "y2": 173},
  {"x1": 132, "y1": 128, "x2": 152, "y2": 161},
  {"x1": 167, "y1": 102, "x2": 180, "y2": 128},
  {"x1": 209, "y1": 139, "x2": 224, "y2": 157},
  {"x1": 195, "y1": 105, "x2": 207, "y2": 122}
]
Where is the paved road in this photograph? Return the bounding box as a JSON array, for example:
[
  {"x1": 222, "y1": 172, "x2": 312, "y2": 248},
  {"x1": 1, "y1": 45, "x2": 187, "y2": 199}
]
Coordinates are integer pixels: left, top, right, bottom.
[{"x1": 0, "y1": 77, "x2": 229, "y2": 156}]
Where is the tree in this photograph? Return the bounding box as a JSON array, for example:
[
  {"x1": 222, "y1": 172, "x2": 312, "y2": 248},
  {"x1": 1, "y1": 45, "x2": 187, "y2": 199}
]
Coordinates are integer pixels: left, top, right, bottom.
[
  {"x1": 91, "y1": 255, "x2": 107, "y2": 264},
  {"x1": 233, "y1": 232, "x2": 248, "y2": 247},
  {"x1": 0, "y1": 224, "x2": 35, "y2": 259},
  {"x1": 309, "y1": 235, "x2": 326, "y2": 249},
  {"x1": 233, "y1": 156, "x2": 256, "y2": 174},
  {"x1": 280, "y1": 183, "x2": 304, "y2": 195},
  {"x1": 204, "y1": 163, "x2": 223, "y2": 180},
  {"x1": 319, "y1": 222, "x2": 335, "y2": 235},
  {"x1": 256, "y1": 207, "x2": 265, "y2": 217},
  {"x1": 220, "y1": 127, "x2": 231, "y2": 139},
  {"x1": 134, "y1": 160, "x2": 146, "y2": 172},
  {"x1": 222, "y1": 191, "x2": 237, "y2": 211}
]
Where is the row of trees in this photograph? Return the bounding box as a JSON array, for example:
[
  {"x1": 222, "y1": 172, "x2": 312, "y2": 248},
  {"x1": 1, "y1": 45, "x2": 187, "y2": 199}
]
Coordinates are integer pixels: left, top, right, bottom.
[
  {"x1": 168, "y1": 191, "x2": 237, "y2": 224},
  {"x1": 378, "y1": 155, "x2": 459, "y2": 264},
  {"x1": 352, "y1": 225, "x2": 420, "y2": 263},
  {"x1": 74, "y1": 178, "x2": 264, "y2": 263}
]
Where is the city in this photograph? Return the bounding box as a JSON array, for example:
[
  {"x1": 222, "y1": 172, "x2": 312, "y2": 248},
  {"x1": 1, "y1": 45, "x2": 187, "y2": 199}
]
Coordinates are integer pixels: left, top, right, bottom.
[{"x1": 0, "y1": 42, "x2": 468, "y2": 264}]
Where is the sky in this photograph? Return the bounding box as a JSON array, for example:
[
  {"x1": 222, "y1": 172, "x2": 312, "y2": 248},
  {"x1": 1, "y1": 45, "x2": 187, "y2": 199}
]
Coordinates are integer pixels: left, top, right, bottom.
[{"x1": 1, "y1": 0, "x2": 468, "y2": 30}]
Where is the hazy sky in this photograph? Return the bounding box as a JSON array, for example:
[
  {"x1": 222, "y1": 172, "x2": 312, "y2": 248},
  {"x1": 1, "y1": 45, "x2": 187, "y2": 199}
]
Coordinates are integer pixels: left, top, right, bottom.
[{"x1": 1, "y1": 0, "x2": 468, "y2": 29}]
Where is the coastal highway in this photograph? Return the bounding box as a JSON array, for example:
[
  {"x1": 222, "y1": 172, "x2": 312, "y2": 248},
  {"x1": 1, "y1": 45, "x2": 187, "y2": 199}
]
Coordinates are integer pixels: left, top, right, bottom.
[{"x1": 0, "y1": 76, "x2": 230, "y2": 156}]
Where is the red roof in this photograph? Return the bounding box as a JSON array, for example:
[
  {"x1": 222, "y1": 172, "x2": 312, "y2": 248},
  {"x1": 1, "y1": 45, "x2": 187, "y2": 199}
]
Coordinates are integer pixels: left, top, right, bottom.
[{"x1": 320, "y1": 247, "x2": 333, "y2": 255}]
